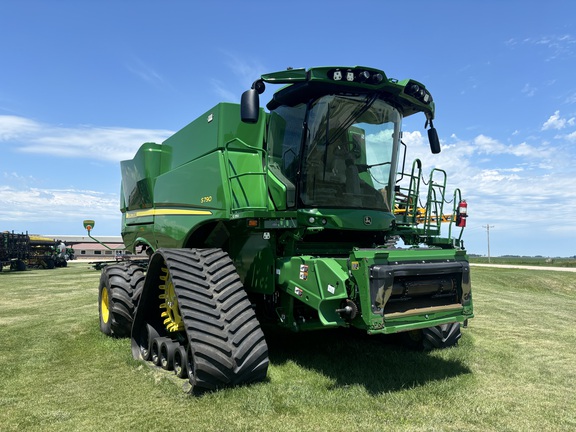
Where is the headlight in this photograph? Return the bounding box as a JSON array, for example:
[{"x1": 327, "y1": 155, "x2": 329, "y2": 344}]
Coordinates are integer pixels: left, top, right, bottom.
[{"x1": 404, "y1": 80, "x2": 433, "y2": 104}]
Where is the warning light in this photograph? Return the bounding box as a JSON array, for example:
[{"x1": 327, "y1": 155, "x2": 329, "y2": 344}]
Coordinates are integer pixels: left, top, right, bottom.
[{"x1": 83, "y1": 219, "x2": 95, "y2": 232}]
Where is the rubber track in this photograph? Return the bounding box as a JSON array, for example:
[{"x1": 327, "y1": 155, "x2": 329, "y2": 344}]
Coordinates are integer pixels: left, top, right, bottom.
[
  {"x1": 159, "y1": 248, "x2": 269, "y2": 392},
  {"x1": 102, "y1": 263, "x2": 145, "y2": 337}
]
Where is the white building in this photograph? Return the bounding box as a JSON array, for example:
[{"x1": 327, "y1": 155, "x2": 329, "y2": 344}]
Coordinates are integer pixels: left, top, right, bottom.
[{"x1": 45, "y1": 235, "x2": 137, "y2": 259}]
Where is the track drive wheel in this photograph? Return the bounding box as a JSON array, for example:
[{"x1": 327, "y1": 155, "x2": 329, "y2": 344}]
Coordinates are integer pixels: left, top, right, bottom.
[
  {"x1": 98, "y1": 262, "x2": 145, "y2": 337},
  {"x1": 133, "y1": 248, "x2": 269, "y2": 393}
]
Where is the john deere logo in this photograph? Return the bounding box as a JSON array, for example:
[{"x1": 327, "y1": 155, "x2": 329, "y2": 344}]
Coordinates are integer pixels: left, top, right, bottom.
[{"x1": 364, "y1": 216, "x2": 372, "y2": 225}]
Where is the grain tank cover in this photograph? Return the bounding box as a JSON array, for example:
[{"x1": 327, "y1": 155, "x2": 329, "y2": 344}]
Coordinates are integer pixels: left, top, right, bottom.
[{"x1": 160, "y1": 103, "x2": 265, "y2": 172}]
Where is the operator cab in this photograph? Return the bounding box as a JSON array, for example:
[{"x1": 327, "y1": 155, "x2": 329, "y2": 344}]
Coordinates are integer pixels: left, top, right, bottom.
[
  {"x1": 240, "y1": 66, "x2": 440, "y2": 221},
  {"x1": 267, "y1": 94, "x2": 400, "y2": 212}
]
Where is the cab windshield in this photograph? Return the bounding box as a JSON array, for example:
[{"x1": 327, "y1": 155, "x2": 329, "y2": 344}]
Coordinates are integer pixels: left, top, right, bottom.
[{"x1": 267, "y1": 94, "x2": 402, "y2": 211}]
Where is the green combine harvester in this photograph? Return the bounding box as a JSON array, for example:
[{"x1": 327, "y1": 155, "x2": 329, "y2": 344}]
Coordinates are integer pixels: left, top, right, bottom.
[{"x1": 90, "y1": 66, "x2": 473, "y2": 393}]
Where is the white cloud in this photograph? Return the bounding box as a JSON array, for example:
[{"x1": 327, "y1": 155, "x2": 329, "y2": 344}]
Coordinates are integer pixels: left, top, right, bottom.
[
  {"x1": 398, "y1": 127, "x2": 576, "y2": 251},
  {"x1": 210, "y1": 78, "x2": 238, "y2": 103},
  {"x1": 3, "y1": 171, "x2": 35, "y2": 181},
  {"x1": 565, "y1": 131, "x2": 576, "y2": 141},
  {"x1": 210, "y1": 52, "x2": 269, "y2": 101},
  {"x1": 0, "y1": 115, "x2": 40, "y2": 139},
  {"x1": 220, "y1": 52, "x2": 268, "y2": 89},
  {"x1": 522, "y1": 34, "x2": 576, "y2": 61},
  {"x1": 473, "y1": 168, "x2": 521, "y2": 183},
  {"x1": 542, "y1": 110, "x2": 576, "y2": 130},
  {"x1": 0, "y1": 115, "x2": 173, "y2": 162},
  {"x1": 521, "y1": 83, "x2": 536, "y2": 97},
  {"x1": 125, "y1": 57, "x2": 166, "y2": 87},
  {"x1": 473, "y1": 135, "x2": 544, "y2": 158},
  {"x1": 566, "y1": 92, "x2": 576, "y2": 104},
  {"x1": 474, "y1": 134, "x2": 506, "y2": 153},
  {"x1": 0, "y1": 185, "x2": 118, "y2": 223}
]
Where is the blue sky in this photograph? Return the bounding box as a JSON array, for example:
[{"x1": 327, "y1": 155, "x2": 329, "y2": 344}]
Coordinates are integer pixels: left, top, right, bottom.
[{"x1": 1, "y1": 1, "x2": 575, "y2": 257}]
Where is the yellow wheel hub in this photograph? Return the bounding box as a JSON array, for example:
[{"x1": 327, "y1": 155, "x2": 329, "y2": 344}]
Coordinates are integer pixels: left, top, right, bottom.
[
  {"x1": 101, "y1": 287, "x2": 110, "y2": 324},
  {"x1": 159, "y1": 267, "x2": 184, "y2": 332}
]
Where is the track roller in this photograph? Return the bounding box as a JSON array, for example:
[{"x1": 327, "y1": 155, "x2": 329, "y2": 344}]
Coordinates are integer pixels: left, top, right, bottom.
[
  {"x1": 173, "y1": 345, "x2": 188, "y2": 378},
  {"x1": 160, "y1": 340, "x2": 179, "y2": 370},
  {"x1": 151, "y1": 337, "x2": 171, "y2": 366},
  {"x1": 137, "y1": 323, "x2": 159, "y2": 361}
]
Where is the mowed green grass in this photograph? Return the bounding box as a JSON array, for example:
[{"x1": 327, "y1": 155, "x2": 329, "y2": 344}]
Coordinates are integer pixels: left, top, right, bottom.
[
  {"x1": 470, "y1": 256, "x2": 576, "y2": 267},
  {"x1": 0, "y1": 262, "x2": 575, "y2": 431}
]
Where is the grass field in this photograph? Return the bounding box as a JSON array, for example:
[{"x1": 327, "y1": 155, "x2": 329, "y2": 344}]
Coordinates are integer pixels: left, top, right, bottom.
[
  {"x1": 470, "y1": 256, "x2": 576, "y2": 267},
  {"x1": 1, "y1": 262, "x2": 575, "y2": 431}
]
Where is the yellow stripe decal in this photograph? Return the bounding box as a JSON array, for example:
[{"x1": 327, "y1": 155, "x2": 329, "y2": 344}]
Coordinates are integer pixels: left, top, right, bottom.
[{"x1": 126, "y1": 209, "x2": 213, "y2": 218}]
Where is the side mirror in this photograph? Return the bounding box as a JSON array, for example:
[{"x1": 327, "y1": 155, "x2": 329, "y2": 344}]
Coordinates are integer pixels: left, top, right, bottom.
[
  {"x1": 241, "y1": 89, "x2": 260, "y2": 123},
  {"x1": 428, "y1": 127, "x2": 441, "y2": 154}
]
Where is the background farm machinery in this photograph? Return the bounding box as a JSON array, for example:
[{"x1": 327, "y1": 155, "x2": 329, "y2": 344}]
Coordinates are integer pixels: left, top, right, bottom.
[{"x1": 0, "y1": 231, "x2": 73, "y2": 271}]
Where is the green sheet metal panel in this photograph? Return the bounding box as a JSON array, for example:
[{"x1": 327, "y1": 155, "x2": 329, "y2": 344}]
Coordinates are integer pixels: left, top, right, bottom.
[
  {"x1": 160, "y1": 103, "x2": 266, "y2": 172},
  {"x1": 120, "y1": 142, "x2": 163, "y2": 211}
]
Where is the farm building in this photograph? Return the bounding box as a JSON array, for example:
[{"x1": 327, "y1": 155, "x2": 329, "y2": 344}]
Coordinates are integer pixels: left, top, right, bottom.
[{"x1": 44, "y1": 235, "x2": 137, "y2": 259}]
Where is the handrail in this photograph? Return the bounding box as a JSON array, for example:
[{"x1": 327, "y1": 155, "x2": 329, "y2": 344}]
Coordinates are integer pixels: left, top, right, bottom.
[
  {"x1": 448, "y1": 188, "x2": 465, "y2": 246},
  {"x1": 422, "y1": 168, "x2": 447, "y2": 236},
  {"x1": 394, "y1": 158, "x2": 422, "y2": 225}
]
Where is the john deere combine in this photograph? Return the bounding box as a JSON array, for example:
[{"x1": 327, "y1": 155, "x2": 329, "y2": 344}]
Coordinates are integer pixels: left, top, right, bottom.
[{"x1": 93, "y1": 66, "x2": 473, "y2": 393}]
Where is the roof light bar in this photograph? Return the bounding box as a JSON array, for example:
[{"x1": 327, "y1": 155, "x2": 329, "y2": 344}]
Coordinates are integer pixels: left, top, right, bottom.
[
  {"x1": 404, "y1": 80, "x2": 433, "y2": 104},
  {"x1": 329, "y1": 68, "x2": 384, "y2": 85}
]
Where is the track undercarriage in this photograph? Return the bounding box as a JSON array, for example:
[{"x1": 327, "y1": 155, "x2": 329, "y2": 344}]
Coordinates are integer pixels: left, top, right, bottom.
[
  {"x1": 99, "y1": 248, "x2": 269, "y2": 394},
  {"x1": 98, "y1": 247, "x2": 466, "y2": 394}
]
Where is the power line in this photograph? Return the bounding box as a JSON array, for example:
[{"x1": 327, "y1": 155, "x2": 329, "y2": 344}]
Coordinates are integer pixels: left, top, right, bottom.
[{"x1": 482, "y1": 225, "x2": 495, "y2": 263}]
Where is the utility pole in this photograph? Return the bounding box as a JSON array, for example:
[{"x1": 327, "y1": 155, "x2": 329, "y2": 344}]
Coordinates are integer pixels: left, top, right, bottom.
[{"x1": 483, "y1": 225, "x2": 495, "y2": 263}]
